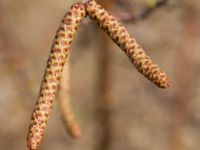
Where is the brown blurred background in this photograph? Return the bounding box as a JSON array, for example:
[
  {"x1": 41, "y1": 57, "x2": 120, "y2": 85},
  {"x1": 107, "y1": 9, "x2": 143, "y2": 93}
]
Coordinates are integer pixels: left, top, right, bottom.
[{"x1": 0, "y1": 0, "x2": 200, "y2": 150}]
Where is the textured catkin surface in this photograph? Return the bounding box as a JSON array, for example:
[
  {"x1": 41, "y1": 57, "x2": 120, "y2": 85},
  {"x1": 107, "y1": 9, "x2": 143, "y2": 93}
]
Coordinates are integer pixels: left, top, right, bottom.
[
  {"x1": 58, "y1": 60, "x2": 81, "y2": 139},
  {"x1": 27, "y1": 3, "x2": 86, "y2": 150},
  {"x1": 86, "y1": 0, "x2": 170, "y2": 88}
]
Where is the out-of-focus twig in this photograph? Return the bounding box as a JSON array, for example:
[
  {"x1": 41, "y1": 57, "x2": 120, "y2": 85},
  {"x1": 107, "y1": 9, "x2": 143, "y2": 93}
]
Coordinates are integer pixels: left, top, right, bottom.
[
  {"x1": 112, "y1": 0, "x2": 134, "y2": 14},
  {"x1": 114, "y1": 0, "x2": 168, "y2": 23},
  {"x1": 140, "y1": 0, "x2": 168, "y2": 18},
  {"x1": 170, "y1": 1, "x2": 198, "y2": 150},
  {"x1": 94, "y1": 1, "x2": 113, "y2": 150}
]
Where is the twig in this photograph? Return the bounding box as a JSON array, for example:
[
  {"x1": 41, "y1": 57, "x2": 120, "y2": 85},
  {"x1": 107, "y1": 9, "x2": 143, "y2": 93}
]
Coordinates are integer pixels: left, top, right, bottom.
[
  {"x1": 94, "y1": 1, "x2": 113, "y2": 150},
  {"x1": 114, "y1": 0, "x2": 168, "y2": 23},
  {"x1": 170, "y1": 1, "x2": 197, "y2": 150}
]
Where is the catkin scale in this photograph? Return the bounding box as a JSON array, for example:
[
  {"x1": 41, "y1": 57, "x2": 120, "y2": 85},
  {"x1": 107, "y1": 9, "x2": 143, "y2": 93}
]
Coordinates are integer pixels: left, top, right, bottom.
[
  {"x1": 27, "y1": 3, "x2": 86, "y2": 150},
  {"x1": 86, "y1": 0, "x2": 170, "y2": 88}
]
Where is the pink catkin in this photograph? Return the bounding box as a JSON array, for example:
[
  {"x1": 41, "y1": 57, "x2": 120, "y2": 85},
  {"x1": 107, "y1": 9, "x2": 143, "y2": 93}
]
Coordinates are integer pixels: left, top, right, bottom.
[
  {"x1": 27, "y1": 3, "x2": 86, "y2": 150},
  {"x1": 86, "y1": 0, "x2": 170, "y2": 88}
]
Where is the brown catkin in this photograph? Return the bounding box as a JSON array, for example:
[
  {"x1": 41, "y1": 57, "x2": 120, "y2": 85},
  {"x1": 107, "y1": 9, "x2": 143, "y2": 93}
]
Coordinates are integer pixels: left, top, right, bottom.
[
  {"x1": 85, "y1": 0, "x2": 170, "y2": 88},
  {"x1": 58, "y1": 59, "x2": 81, "y2": 139},
  {"x1": 27, "y1": 3, "x2": 86, "y2": 150}
]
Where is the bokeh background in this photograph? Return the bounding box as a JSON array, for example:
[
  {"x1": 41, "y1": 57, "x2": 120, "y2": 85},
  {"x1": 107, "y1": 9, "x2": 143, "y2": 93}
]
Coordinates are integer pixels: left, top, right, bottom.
[{"x1": 0, "y1": 0, "x2": 200, "y2": 150}]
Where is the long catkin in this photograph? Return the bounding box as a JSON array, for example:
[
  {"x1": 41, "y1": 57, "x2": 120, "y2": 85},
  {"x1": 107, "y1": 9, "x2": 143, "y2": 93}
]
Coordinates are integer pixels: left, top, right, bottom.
[
  {"x1": 85, "y1": 0, "x2": 170, "y2": 88},
  {"x1": 58, "y1": 59, "x2": 81, "y2": 139},
  {"x1": 27, "y1": 3, "x2": 86, "y2": 150}
]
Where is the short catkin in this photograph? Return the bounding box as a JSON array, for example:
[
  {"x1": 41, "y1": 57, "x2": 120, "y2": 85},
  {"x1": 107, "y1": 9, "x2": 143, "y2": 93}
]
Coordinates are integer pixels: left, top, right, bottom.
[
  {"x1": 85, "y1": 0, "x2": 170, "y2": 88},
  {"x1": 58, "y1": 59, "x2": 81, "y2": 139},
  {"x1": 27, "y1": 3, "x2": 86, "y2": 150}
]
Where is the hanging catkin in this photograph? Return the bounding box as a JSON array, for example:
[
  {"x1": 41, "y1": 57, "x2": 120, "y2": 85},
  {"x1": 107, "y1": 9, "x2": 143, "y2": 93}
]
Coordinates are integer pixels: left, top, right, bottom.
[
  {"x1": 27, "y1": 3, "x2": 86, "y2": 150},
  {"x1": 85, "y1": 0, "x2": 170, "y2": 88},
  {"x1": 58, "y1": 59, "x2": 81, "y2": 139}
]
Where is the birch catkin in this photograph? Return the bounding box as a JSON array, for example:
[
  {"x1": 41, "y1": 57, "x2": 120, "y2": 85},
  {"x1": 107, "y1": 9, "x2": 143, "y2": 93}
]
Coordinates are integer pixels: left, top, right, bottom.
[
  {"x1": 58, "y1": 60, "x2": 81, "y2": 139},
  {"x1": 27, "y1": 3, "x2": 86, "y2": 150},
  {"x1": 85, "y1": 0, "x2": 170, "y2": 88}
]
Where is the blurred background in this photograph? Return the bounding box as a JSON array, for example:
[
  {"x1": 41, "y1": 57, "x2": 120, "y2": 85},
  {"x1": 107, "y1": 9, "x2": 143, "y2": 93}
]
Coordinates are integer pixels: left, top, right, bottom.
[{"x1": 0, "y1": 0, "x2": 200, "y2": 150}]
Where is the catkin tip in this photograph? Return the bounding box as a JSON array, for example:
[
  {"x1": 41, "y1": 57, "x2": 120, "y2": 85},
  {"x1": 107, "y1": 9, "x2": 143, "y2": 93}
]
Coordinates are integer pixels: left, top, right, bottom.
[
  {"x1": 27, "y1": 137, "x2": 37, "y2": 150},
  {"x1": 67, "y1": 122, "x2": 81, "y2": 139},
  {"x1": 161, "y1": 77, "x2": 171, "y2": 88}
]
